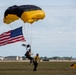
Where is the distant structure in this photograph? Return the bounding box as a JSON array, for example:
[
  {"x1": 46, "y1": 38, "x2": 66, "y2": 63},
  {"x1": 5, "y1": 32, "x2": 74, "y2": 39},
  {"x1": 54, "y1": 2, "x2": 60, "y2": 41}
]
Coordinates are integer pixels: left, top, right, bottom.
[
  {"x1": 0, "y1": 56, "x2": 4, "y2": 60},
  {"x1": 4, "y1": 56, "x2": 22, "y2": 60}
]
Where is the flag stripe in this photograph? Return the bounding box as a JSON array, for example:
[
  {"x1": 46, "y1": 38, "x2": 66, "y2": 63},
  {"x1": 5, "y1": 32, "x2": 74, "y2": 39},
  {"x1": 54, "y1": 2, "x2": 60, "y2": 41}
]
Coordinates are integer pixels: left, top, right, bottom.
[
  {"x1": 0, "y1": 31, "x2": 10, "y2": 37},
  {"x1": 0, "y1": 35, "x2": 25, "y2": 44},
  {"x1": 0, "y1": 31, "x2": 11, "y2": 41},
  {"x1": 0, "y1": 36, "x2": 25, "y2": 46},
  {"x1": 0, "y1": 27, "x2": 26, "y2": 46}
]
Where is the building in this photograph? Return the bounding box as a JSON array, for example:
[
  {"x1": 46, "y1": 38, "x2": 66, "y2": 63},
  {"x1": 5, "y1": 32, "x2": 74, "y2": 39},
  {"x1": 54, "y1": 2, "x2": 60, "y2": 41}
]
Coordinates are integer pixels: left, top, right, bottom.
[
  {"x1": 0, "y1": 56, "x2": 4, "y2": 60},
  {"x1": 4, "y1": 56, "x2": 22, "y2": 60}
]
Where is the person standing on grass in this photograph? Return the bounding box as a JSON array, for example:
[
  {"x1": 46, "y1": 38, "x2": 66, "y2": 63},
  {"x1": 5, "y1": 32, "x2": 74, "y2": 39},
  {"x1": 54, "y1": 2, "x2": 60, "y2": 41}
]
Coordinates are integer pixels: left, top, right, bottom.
[{"x1": 33, "y1": 53, "x2": 40, "y2": 71}]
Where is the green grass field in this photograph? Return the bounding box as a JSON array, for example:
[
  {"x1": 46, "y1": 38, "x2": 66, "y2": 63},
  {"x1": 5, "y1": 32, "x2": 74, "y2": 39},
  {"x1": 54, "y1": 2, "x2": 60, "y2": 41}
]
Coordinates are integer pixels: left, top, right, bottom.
[{"x1": 0, "y1": 61, "x2": 76, "y2": 75}]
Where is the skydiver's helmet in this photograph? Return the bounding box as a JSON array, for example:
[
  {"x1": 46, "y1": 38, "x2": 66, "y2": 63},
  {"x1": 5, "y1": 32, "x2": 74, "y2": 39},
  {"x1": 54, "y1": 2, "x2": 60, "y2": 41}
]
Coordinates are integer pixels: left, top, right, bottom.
[
  {"x1": 26, "y1": 44, "x2": 31, "y2": 50},
  {"x1": 36, "y1": 53, "x2": 39, "y2": 56},
  {"x1": 27, "y1": 44, "x2": 31, "y2": 48}
]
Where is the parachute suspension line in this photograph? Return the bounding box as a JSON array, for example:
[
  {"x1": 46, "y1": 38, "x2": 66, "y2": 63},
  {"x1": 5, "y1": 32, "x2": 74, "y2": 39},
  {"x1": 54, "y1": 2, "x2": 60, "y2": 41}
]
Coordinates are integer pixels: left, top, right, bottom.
[
  {"x1": 23, "y1": 24, "x2": 28, "y2": 50},
  {"x1": 23, "y1": 24, "x2": 33, "y2": 50},
  {"x1": 27, "y1": 24, "x2": 33, "y2": 48},
  {"x1": 29, "y1": 24, "x2": 33, "y2": 50},
  {"x1": 23, "y1": 24, "x2": 27, "y2": 44}
]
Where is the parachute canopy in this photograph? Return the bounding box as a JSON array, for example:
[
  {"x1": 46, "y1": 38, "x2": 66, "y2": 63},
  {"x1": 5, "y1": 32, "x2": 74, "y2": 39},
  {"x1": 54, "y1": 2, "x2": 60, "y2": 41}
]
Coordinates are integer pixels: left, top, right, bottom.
[
  {"x1": 71, "y1": 63, "x2": 76, "y2": 68},
  {"x1": 4, "y1": 5, "x2": 45, "y2": 24}
]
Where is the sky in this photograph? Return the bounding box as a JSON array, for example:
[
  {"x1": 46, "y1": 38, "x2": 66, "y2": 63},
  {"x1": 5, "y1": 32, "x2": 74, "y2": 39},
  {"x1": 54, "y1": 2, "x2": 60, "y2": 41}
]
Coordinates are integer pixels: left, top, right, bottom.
[{"x1": 0, "y1": 0, "x2": 76, "y2": 57}]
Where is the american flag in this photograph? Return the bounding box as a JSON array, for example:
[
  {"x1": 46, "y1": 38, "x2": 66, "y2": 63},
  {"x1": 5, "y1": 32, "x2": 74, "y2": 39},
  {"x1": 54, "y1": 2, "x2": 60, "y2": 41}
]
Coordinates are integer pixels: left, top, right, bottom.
[{"x1": 0, "y1": 27, "x2": 25, "y2": 46}]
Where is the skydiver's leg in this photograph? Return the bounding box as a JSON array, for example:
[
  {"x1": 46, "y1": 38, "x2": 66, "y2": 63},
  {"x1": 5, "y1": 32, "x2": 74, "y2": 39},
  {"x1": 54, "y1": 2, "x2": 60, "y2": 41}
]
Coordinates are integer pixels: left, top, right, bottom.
[
  {"x1": 33, "y1": 62, "x2": 38, "y2": 71},
  {"x1": 28, "y1": 57, "x2": 33, "y2": 65}
]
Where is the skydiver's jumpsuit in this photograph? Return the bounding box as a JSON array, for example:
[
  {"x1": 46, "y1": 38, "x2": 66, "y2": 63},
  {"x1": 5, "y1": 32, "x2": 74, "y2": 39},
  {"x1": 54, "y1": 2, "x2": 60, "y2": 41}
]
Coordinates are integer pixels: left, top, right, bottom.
[{"x1": 25, "y1": 50, "x2": 33, "y2": 64}]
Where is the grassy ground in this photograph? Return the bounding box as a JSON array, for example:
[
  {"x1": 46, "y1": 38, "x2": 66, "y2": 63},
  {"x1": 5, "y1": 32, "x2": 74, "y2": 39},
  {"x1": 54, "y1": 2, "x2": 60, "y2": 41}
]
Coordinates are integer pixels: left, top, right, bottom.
[{"x1": 0, "y1": 61, "x2": 76, "y2": 75}]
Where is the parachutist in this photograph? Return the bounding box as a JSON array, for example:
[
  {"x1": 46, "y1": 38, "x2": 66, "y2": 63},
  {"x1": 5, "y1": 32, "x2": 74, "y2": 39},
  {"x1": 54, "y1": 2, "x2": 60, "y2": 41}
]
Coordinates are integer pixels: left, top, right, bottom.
[{"x1": 25, "y1": 49, "x2": 33, "y2": 65}]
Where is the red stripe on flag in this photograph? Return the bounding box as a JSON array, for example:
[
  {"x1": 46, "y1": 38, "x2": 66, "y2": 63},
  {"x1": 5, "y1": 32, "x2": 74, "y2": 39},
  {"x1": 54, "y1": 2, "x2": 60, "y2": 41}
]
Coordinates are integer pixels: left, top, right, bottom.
[
  {"x1": 0, "y1": 35, "x2": 25, "y2": 46},
  {"x1": 0, "y1": 27, "x2": 26, "y2": 46}
]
